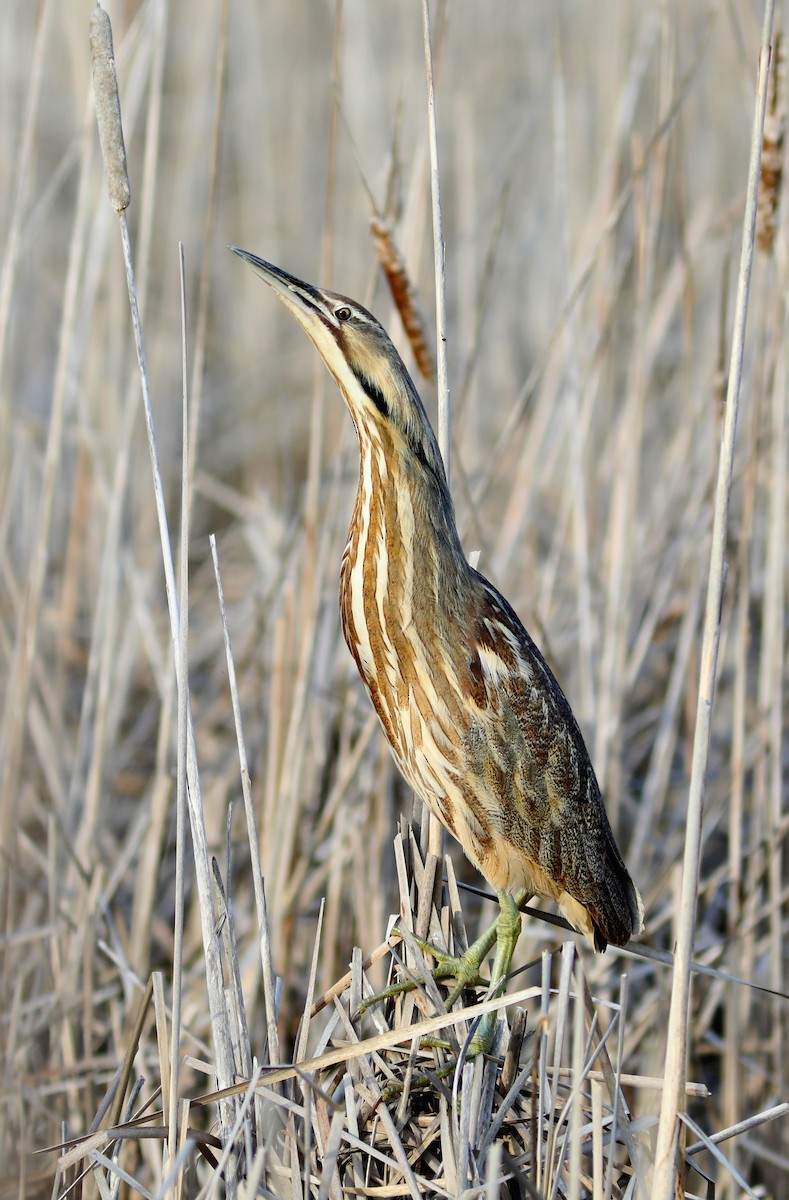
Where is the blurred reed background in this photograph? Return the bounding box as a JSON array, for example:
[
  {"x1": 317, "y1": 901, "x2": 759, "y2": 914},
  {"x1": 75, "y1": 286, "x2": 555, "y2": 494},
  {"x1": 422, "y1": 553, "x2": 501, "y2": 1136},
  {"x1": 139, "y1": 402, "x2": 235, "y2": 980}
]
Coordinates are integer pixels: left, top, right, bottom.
[{"x1": 0, "y1": 1, "x2": 786, "y2": 1196}]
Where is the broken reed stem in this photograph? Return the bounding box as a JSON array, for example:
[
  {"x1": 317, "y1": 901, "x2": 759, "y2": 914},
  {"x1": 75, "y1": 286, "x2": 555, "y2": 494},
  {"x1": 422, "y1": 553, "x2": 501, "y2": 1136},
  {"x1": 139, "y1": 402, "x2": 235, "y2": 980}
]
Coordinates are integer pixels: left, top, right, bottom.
[{"x1": 651, "y1": 3, "x2": 776, "y2": 1194}]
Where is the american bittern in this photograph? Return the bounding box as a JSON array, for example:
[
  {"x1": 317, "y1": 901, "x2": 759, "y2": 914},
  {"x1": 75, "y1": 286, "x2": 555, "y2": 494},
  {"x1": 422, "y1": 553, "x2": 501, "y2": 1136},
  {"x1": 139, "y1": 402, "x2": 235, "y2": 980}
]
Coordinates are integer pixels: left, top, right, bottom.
[{"x1": 231, "y1": 248, "x2": 644, "y2": 1048}]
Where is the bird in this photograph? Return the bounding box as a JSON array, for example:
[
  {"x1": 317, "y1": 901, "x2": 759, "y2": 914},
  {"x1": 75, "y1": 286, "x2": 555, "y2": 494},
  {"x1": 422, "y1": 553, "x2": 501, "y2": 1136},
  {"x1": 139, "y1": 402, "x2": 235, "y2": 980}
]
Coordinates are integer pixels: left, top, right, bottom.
[{"x1": 231, "y1": 246, "x2": 644, "y2": 1048}]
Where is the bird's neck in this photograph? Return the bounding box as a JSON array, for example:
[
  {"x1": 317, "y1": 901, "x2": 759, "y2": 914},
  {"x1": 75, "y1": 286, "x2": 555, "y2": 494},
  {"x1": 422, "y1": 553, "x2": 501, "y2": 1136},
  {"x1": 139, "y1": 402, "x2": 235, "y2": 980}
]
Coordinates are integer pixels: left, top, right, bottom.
[{"x1": 339, "y1": 419, "x2": 470, "y2": 678}]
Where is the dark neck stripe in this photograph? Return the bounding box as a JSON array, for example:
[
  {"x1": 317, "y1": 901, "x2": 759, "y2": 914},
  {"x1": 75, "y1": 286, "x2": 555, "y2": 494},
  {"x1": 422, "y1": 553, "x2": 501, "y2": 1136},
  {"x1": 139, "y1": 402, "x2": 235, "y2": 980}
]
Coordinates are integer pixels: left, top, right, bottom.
[
  {"x1": 355, "y1": 369, "x2": 389, "y2": 418},
  {"x1": 352, "y1": 365, "x2": 452, "y2": 512}
]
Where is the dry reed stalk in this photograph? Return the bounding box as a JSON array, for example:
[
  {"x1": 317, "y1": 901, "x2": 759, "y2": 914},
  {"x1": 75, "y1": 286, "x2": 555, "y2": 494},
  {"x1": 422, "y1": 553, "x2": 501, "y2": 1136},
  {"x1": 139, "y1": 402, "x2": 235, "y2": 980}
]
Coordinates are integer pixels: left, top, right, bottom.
[
  {"x1": 88, "y1": 0, "x2": 166, "y2": 983},
  {"x1": 211, "y1": 533, "x2": 280, "y2": 1066},
  {"x1": 421, "y1": 0, "x2": 449, "y2": 469},
  {"x1": 652, "y1": 2, "x2": 777, "y2": 1192},
  {"x1": 91, "y1": 1, "x2": 240, "y2": 1157},
  {"x1": 419, "y1": 0, "x2": 448, "y2": 881},
  {"x1": 166, "y1": 242, "x2": 190, "y2": 1181}
]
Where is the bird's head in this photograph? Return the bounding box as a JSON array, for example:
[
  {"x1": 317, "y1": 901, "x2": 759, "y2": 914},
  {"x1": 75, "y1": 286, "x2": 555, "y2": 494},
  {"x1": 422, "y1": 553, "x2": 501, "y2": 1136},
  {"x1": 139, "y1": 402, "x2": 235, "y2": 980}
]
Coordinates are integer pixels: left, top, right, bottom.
[{"x1": 230, "y1": 247, "x2": 447, "y2": 489}]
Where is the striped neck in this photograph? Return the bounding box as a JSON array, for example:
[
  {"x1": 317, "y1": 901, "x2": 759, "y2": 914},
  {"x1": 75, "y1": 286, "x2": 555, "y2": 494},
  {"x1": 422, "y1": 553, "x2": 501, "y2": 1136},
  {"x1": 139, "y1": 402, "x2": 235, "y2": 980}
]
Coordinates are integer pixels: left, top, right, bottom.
[{"x1": 339, "y1": 409, "x2": 469, "y2": 692}]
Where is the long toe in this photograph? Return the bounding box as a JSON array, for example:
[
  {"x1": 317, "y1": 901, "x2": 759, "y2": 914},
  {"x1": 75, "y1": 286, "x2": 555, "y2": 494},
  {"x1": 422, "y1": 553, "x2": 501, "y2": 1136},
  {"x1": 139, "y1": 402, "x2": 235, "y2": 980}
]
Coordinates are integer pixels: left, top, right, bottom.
[{"x1": 356, "y1": 931, "x2": 491, "y2": 1017}]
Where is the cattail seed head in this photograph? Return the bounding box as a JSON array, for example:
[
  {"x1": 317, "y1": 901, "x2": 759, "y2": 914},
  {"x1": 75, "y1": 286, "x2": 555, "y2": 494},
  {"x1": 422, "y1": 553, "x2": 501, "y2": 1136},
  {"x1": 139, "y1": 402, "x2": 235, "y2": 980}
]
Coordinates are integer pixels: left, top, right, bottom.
[
  {"x1": 90, "y1": 4, "x2": 131, "y2": 213},
  {"x1": 757, "y1": 27, "x2": 785, "y2": 255},
  {"x1": 370, "y1": 215, "x2": 436, "y2": 383}
]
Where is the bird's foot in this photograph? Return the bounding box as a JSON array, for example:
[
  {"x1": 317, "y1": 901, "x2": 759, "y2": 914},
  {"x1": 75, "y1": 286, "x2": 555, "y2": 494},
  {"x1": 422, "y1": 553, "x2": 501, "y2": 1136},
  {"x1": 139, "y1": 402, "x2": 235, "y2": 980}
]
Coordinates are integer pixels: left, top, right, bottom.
[
  {"x1": 356, "y1": 923, "x2": 497, "y2": 1017},
  {"x1": 361, "y1": 891, "x2": 527, "y2": 1103}
]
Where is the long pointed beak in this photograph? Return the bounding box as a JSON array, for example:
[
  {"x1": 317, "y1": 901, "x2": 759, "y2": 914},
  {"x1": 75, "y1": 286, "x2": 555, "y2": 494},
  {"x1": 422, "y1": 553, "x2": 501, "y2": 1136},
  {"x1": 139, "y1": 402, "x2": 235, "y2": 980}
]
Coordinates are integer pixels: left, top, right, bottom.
[{"x1": 228, "y1": 246, "x2": 324, "y2": 321}]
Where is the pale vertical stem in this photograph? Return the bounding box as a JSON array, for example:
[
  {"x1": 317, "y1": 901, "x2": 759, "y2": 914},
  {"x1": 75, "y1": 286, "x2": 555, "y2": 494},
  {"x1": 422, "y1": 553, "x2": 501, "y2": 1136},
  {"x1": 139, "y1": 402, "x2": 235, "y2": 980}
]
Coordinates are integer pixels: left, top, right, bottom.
[
  {"x1": 167, "y1": 244, "x2": 189, "y2": 1180},
  {"x1": 72, "y1": 5, "x2": 165, "y2": 874},
  {"x1": 210, "y1": 534, "x2": 281, "y2": 1067},
  {"x1": 118, "y1": 206, "x2": 237, "y2": 1099},
  {"x1": 454, "y1": 93, "x2": 478, "y2": 469},
  {"x1": 567, "y1": 968, "x2": 585, "y2": 1200},
  {"x1": 302, "y1": 0, "x2": 343, "y2": 612},
  {"x1": 125, "y1": 0, "x2": 177, "y2": 975},
  {"x1": 91, "y1": 0, "x2": 238, "y2": 1121},
  {"x1": 421, "y1": 0, "x2": 449, "y2": 477},
  {"x1": 651, "y1": 3, "x2": 775, "y2": 1193},
  {"x1": 421, "y1": 0, "x2": 447, "y2": 867}
]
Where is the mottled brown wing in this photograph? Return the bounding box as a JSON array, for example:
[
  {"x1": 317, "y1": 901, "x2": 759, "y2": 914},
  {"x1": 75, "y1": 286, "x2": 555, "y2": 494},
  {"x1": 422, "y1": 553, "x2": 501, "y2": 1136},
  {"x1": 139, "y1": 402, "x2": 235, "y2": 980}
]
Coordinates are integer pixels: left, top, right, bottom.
[{"x1": 464, "y1": 575, "x2": 643, "y2": 949}]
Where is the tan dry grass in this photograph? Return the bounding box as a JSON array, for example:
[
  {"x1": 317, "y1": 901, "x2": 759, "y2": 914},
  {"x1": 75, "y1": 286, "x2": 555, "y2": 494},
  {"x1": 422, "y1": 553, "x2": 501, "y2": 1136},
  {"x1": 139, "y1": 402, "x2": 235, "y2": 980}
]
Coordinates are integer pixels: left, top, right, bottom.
[{"x1": 0, "y1": 2, "x2": 787, "y2": 1197}]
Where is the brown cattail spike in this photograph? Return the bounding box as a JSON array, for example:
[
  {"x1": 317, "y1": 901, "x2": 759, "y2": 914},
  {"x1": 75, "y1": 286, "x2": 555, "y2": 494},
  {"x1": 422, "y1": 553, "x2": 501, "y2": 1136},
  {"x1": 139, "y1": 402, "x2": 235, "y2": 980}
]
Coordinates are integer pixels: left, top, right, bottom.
[
  {"x1": 370, "y1": 215, "x2": 436, "y2": 383},
  {"x1": 90, "y1": 4, "x2": 131, "y2": 214},
  {"x1": 757, "y1": 26, "x2": 785, "y2": 255}
]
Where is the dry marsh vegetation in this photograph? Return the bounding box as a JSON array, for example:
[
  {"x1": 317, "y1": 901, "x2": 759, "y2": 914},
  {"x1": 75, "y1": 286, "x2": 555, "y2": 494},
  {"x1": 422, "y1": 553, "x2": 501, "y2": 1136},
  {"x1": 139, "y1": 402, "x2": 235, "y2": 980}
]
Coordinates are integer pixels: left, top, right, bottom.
[{"x1": 0, "y1": 2, "x2": 787, "y2": 1197}]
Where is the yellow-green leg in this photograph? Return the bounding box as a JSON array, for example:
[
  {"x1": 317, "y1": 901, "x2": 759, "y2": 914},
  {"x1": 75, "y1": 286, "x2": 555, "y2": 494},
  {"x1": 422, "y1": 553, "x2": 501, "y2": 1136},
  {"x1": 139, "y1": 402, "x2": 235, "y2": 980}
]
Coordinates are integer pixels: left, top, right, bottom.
[
  {"x1": 466, "y1": 888, "x2": 526, "y2": 1055},
  {"x1": 359, "y1": 887, "x2": 527, "y2": 1054},
  {"x1": 361, "y1": 889, "x2": 528, "y2": 1102}
]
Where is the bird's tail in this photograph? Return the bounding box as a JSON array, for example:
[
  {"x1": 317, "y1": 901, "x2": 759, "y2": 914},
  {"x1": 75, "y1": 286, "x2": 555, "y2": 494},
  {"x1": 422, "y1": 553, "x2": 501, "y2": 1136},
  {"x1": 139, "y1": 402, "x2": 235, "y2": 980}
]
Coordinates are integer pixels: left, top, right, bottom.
[{"x1": 558, "y1": 852, "x2": 644, "y2": 953}]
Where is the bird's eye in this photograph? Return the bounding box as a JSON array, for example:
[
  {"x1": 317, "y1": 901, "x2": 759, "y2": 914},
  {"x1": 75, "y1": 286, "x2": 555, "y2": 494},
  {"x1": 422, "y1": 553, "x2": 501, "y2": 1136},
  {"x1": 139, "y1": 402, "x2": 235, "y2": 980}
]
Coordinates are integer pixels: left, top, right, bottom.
[{"x1": 335, "y1": 306, "x2": 352, "y2": 322}]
